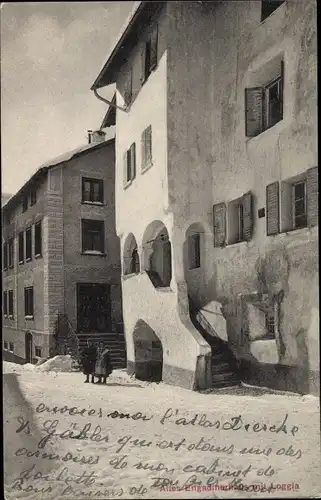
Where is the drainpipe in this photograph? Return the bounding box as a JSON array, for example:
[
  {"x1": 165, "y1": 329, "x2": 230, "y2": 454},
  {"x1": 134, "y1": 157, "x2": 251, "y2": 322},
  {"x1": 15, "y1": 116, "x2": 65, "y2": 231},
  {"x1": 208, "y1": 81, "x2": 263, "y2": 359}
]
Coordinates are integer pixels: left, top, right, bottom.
[{"x1": 93, "y1": 88, "x2": 128, "y2": 113}]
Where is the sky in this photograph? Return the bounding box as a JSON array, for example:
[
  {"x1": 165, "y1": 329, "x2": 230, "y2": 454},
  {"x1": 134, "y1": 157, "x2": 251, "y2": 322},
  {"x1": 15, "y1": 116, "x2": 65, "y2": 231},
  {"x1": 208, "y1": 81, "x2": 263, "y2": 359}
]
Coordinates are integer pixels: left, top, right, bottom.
[{"x1": 1, "y1": 1, "x2": 135, "y2": 196}]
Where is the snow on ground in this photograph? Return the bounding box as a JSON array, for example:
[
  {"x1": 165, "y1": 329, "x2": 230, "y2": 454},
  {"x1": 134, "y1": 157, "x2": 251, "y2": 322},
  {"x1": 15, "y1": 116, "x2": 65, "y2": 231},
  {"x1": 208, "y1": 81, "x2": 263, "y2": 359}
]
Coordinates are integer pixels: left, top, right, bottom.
[{"x1": 3, "y1": 361, "x2": 321, "y2": 499}]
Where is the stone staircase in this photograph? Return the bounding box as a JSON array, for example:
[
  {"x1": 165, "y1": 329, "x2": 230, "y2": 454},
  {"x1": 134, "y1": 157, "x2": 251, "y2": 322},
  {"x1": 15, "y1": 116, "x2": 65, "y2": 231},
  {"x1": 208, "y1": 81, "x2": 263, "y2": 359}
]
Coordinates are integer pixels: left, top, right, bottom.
[
  {"x1": 189, "y1": 297, "x2": 240, "y2": 389},
  {"x1": 77, "y1": 333, "x2": 127, "y2": 370}
]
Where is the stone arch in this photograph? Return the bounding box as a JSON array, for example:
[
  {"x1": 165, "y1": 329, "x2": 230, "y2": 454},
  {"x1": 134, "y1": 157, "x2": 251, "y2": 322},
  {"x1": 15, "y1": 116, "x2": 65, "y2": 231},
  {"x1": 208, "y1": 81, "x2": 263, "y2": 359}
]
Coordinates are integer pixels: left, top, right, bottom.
[
  {"x1": 123, "y1": 233, "x2": 140, "y2": 275},
  {"x1": 133, "y1": 320, "x2": 163, "y2": 382},
  {"x1": 142, "y1": 220, "x2": 172, "y2": 288}
]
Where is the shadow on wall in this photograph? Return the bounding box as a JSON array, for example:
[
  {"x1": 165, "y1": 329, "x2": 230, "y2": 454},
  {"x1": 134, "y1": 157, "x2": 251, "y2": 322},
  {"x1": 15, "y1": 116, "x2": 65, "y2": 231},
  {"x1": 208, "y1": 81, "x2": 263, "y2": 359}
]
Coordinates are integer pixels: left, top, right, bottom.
[
  {"x1": 133, "y1": 319, "x2": 163, "y2": 382},
  {"x1": 3, "y1": 373, "x2": 59, "y2": 489},
  {"x1": 142, "y1": 220, "x2": 172, "y2": 289}
]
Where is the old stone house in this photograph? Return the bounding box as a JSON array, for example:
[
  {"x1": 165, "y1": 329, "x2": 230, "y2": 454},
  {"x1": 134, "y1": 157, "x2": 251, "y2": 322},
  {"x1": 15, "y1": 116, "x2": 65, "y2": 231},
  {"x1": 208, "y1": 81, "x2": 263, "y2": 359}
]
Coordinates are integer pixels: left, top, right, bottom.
[
  {"x1": 91, "y1": 0, "x2": 318, "y2": 394},
  {"x1": 2, "y1": 132, "x2": 125, "y2": 368}
]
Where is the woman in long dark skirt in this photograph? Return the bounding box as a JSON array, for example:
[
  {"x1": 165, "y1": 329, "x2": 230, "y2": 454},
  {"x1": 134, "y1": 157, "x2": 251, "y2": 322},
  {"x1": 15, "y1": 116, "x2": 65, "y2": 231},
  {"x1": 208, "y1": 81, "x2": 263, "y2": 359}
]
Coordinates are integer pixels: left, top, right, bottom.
[
  {"x1": 95, "y1": 343, "x2": 113, "y2": 384},
  {"x1": 80, "y1": 341, "x2": 97, "y2": 383}
]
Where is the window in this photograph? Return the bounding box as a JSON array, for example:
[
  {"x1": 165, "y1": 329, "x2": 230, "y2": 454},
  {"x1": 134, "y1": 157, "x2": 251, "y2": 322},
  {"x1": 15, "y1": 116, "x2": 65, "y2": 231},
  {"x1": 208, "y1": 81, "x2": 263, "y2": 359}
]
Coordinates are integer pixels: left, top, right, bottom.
[
  {"x1": 123, "y1": 143, "x2": 136, "y2": 187},
  {"x1": 24, "y1": 287, "x2": 34, "y2": 318},
  {"x1": 35, "y1": 221, "x2": 42, "y2": 257},
  {"x1": 188, "y1": 233, "x2": 201, "y2": 269},
  {"x1": 8, "y1": 238, "x2": 14, "y2": 268},
  {"x1": 267, "y1": 167, "x2": 318, "y2": 235},
  {"x1": 35, "y1": 346, "x2": 42, "y2": 357},
  {"x1": 18, "y1": 232, "x2": 24, "y2": 263},
  {"x1": 26, "y1": 227, "x2": 32, "y2": 260},
  {"x1": 30, "y1": 188, "x2": 37, "y2": 206},
  {"x1": 130, "y1": 248, "x2": 140, "y2": 274},
  {"x1": 265, "y1": 310, "x2": 275, "y2": 338},
  {"x1": 226, "y1": 192, "x2": 253, "y2": 245},
  {"x1": 141, "y1": 125, "x2": 152, "y2": 170},
  {"x1": 141, "y1": 25, "x2": 158, "y2": 84},
  {"x1": 4, "y1": 341, "x2": 8, "y2": 350},
  {"x1": 22, "y1": 194, "x2": 28, "y2": 212},
  {"x1": 245, "y1": 61, "x2": 283, "y2": 137},
  {"x1": 261, "y1": 1, "x2": 285, "y2": 22},
  {"x1": 8, "y1": 290, "x2": 14, "y2": 318},
  {"x1": 82, "y1": 178, "x2": 104, "y2": 204},
  {"x1": 3, "y1": 291, "x2": 8, "y2": 316},
  {"x1": 3, "y1": 242, "x2": 8, "y2": 270},
  {"x1": 82, "y1": 219, "x2": 105, "y2": 253},
  {"x1": 9, "y1": 342, "x2": 14, "y2": 352},
  {"x1": 124, "y1": 66, "x2": 133, "y2": 106}
]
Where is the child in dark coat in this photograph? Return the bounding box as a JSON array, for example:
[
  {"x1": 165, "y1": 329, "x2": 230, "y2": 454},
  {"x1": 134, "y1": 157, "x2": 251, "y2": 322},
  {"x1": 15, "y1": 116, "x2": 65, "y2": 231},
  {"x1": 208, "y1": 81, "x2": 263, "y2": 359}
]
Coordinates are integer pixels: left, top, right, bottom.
[{"x1": 81, "y1": 341, "x2": 97, "y2": 383}]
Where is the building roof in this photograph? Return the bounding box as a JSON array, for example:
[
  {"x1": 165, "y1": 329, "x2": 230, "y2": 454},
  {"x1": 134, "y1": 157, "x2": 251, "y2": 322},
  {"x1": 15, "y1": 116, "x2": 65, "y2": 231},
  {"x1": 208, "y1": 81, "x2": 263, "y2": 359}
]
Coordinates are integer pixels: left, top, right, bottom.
[
  {"x1": 91, "y1": 1, "x2": 164, "y2": 89},
  {"x1": 100, "y1": 93, "x2": 116, "y2": 129},
  {"x1": 2, "y1": 138, "x2": 114, "y2": 213}
]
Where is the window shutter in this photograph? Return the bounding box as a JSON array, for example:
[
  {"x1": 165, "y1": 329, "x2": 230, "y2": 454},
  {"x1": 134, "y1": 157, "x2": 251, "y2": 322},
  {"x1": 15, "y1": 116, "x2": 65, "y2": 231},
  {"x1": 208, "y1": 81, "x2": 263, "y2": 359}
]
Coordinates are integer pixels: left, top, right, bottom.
[
  {"x1": 266, "y1": 181, "x2": 280, "y2": 235},
  {"x1": 280, "y1": 60, "x2": 284, "y2": 121},
  {"x1": 242, "y1": 191, "x2": 253, "y2": 241},
  {"x1": 140, "y1": 45, "x2": 146, "y2": 84},
  {"x1": 150, "y1": 24, "x2": 158, "y2": 71},
  {"x1": 213, "y1": 202, "x2": 226, "y2": 247},
  {"x1": 130, "y1": 143, "x2": 136, "y2": 180},
  {"x1": 123, "y1": 151, "x2": 128, "y2": 186},
  {"x1": 245, "y1": 87, "x2": 264, "y2": 137},
  {"x1": 141, "y1": 129, "x2": 146, "y2": 169},
  {"x1": 146, "y1": 125, "x2": 152, "y2": 164},
  {"x1": 307, "y1": 166, "x2": 318, "y2": 227},
  {"x1": 124, "y1": 67, "x2": 133, "y2": 106}
]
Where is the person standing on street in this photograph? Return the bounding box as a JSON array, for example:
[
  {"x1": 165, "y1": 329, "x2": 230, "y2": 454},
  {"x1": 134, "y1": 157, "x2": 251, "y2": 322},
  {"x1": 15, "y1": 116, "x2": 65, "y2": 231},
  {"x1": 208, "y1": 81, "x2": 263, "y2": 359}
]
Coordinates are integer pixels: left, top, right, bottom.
[
  {"x1": 80, "y1": 340, "x2": 97, "y2": 383},
  {"x1": 95, "y1": 343, "x2": 113, "y2": 384}
]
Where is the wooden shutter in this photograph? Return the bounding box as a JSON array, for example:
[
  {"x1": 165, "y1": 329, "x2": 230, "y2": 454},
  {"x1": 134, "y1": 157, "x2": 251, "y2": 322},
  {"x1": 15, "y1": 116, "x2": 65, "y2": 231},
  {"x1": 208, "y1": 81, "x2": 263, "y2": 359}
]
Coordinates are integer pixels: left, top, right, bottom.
[
  {"x1": 123, "y1": 151, "x2": 128, "y2": 186},
  {"x1": 242, "y1": 191, "x2": 253, "y2": 241},
  {"x1": 307, "y1": 166, "x2": 318, "y2": 227},
  {"x1": 245, "y1": 87, "x2": 264, "y2": 137},
  {"x1": 146, "y1": 125, "x2": 152, "y2": 164},
  {"x1": 280, "y1": 60, "x2": 284, "y2": 121},
  {"x1": 213, "y1": 203, "x2": 226, "y2": 247},
  {"x1": 130, "y1": 143, "x2": 136, "y2": 180},
  {"x1": 150, "y1": 24, "x2": 158, "y2": 71},
  {"x1": 141, "y1": 129, "x2": 146, "y2": 169},
  {"x1": 266, "y1": 181, "x2": 280, "y2": 235},
  {"x1": 124, "y1": 66, "x2": 132, "y2": 106}
]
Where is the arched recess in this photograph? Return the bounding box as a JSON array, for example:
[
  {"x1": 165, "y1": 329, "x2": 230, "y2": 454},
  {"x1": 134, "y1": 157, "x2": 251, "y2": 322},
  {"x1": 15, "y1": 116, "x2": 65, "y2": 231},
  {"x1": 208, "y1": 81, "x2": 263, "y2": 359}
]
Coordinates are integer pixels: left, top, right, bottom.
[
  {"x1": 123, "y1": 233, "x2": 140, "y2": 275},
  {"x1": 142, "y1": 220, "x2": 172, "y2": 288},
  {"x1": 133, "y1": 319, "x2": 163, "y2": 382}
]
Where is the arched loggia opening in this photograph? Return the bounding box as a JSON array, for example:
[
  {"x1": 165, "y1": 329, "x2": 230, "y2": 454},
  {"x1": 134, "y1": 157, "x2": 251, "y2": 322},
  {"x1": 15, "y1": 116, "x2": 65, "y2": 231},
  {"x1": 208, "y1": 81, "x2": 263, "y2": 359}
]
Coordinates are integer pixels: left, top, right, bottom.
[
  {"x1": 142, "y1": 220, "x2": 172, "y2": 288},
  {"x1": 123, "y1": 233, "x2": 140, "y2": 275},
  {"x1": 133, "y1": 319, "x2": 163, "y2": 382}
]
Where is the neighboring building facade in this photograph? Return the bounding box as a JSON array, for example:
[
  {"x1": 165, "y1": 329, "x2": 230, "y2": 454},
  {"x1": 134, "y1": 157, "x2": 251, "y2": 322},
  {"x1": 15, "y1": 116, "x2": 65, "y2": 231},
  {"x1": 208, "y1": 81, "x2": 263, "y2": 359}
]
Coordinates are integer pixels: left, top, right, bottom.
[
  {"x1": 2, "y1": 133, "x2": 125, "y2": 367},
  {"x1": 92, "y1": 0, "x2": 318, "y2": 393}
]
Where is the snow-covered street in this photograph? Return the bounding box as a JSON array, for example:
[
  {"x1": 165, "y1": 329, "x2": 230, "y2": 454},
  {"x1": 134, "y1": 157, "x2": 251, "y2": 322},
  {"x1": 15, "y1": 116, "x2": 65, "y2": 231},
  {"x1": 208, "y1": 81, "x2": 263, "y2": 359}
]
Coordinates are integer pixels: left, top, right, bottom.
[{"x1": 3, "y1": 361, "x2": 320, "y2": 499}]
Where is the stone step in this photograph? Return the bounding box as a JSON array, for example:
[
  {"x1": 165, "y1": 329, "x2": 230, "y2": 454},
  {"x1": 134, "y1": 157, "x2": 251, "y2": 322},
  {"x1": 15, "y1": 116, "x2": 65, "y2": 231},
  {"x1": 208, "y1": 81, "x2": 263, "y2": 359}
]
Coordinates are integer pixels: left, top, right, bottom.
[
  {"x1": 211, "y1": 362, "x2": 232, "y2": 373},
  {"x1": 212, "y1": 371, "x2": 239, "y2": 382}
]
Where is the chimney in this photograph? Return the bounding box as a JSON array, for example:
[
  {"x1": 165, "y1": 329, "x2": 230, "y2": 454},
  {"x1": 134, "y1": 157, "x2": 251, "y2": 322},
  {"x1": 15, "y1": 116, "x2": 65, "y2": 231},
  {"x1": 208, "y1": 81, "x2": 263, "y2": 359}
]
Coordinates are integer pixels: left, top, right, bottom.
[{"x1": 88, "y1": 129, "x2": 106, "y2": 145}]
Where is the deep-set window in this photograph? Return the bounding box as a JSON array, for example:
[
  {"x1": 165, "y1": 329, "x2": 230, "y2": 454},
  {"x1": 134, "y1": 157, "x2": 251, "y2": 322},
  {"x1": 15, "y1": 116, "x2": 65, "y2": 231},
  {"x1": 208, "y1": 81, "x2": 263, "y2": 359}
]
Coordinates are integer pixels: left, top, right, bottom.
[
  {"x1": 265, "y1": 309, "x2": 275, "y2": 338},
  {"x1": 141, "y1": 125, "x2": 153, "y2": 170},
  {"x1": 8, "y1": 238, "x2": 14, "y2": 268},
  {"x1": 245, "y1": 62, "x2": 283, "y2": 137},
  {"x1": 4, "y1": 341, "x2": 8, "y2": 350},
  {"x1": 8, "y1": 290, "x2": 14, "y2": 317},
  {"x1": 142, "y1": 25, "x2": 158, "y2": 84},
  {"x1": 30, "y1": 188, "x2": 37, "y2": 206},
  {"x1": 18, "y1": 232, "x2": 24, "y2": 263},
  {"x1": 188, "y1": 233, "x2": 201, "y2": 269},
  {"x1": 213, "y1": 192, "x2": 253, "y2": 247},
  {"x1": 22, "y1": 194, "x2": 28, "y2": 212},
  {"x1": 82, "y1": 219, "x2": 105, "y2": 253},
  {"x1": 35, "y1": 346, "x2": 42, "y2": 357},
  {"x1": 9, "y1": 342, "x2": 14, "y2": 352},
  {"x1": 24, "y1": 286, "x2": 34, "y2": 318},
  {"x1": 261, "y1": 1, "x2": 285, "y2": 22},
  {"x1": 3, "y1": 291, "x2": 8, "y2": 316},
  {"x1": 26, "y1": 227, "x2": 32, "y2": 260},
  {"x1": 3, "y1": 242, "x2": 8, "y2": 270},
  {"x1": 123, "y1": 143, "x2": 136, "y2": 187},
  {"x1": 35, "y1": 221, "x2": 42, "y2": 257},
  {"x1": 82, "y1": 178, "x2": 104, "y2": 204},
  {"x1": 266, "y1": 167, "x2": 318, "y2": 235}
]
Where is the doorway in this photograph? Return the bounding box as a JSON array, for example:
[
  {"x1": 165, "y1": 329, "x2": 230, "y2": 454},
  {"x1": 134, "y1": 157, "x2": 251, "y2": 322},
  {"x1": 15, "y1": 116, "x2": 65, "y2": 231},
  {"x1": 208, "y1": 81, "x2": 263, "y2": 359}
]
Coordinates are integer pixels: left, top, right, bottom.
[
  {"x1": 77, "y1": 283, "x2": 111, "y2": 333},
  {"x1": 25, "y1": 331, "x2": 33, "y2": 363}
]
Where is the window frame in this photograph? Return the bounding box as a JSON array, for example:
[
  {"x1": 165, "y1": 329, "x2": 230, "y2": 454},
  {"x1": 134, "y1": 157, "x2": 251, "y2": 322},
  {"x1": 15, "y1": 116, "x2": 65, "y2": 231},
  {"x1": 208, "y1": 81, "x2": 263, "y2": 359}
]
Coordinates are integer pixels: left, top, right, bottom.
[
  {"x1": 3, "y1": 291, "x2": 8, "y2": 317},
  {"x1": 81, "y1": 177, "x2": 104, "y2": 204},
  {"x1": 9, "y1": 342, "x2": 14, "y2": 353},
  {"x1": 30, "y1": 188, "x2": 37, "y2": 206},
  {"x1": 34, "y1": 220, "x2": 42, "y2": 257},
  {"x1": 25, "y1": 227, "x2": 32, "y2": 261},
  {"x1": 18, "y1": 231, "x2": 24, "y2": 263},
  {"x1": 3, "y1": 242, "x2": 8, "y2": 270},
  {"x1": 8, "y1": 290, "x2": 14, "y2": 318},
  {"x1": 4, "y1": 341, "x2": 8, "y2": 350},
  {"x1": 8, "y1": 238, "x2": 14, "y2": 269},
  {"x1": 292, "y1": 180, "x2": 307, "y2": 230},
  {"x1": 22, "y1": 194, "x2": 28, "y2": 212},
  {"x1": 188, "y1": 233, "x2": 201, "y2": 270},
  {"x1": 264, "y1": 75, "x2": 283, "y2": 130},
  {"x1": 35, "y1": 346, "x2": 42, "y2": 357},
  {"x1": 141, "y1": 125, "x2": 153, "y2": 172},
  {"x1": 24, "y1": 286, "x2": 34, "y2": 319},
  {"x1": 81, "y1": 219, "x2": 105, "y2": 254}
]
